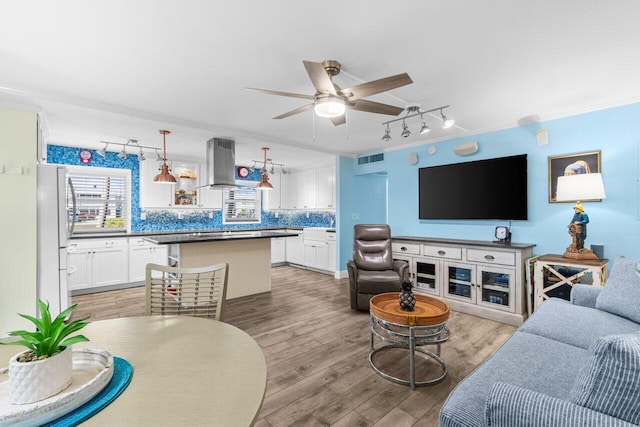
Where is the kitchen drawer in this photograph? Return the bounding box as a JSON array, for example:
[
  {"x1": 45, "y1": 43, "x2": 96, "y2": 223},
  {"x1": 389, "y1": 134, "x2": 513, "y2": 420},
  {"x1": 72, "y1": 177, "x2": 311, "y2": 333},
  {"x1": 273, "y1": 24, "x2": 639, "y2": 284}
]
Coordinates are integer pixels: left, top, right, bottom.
[
  {"x1": 422, "y1": 245, "x2": 462, "y2": 260},
  {"x1": 69, "y1": 237, "x2": 129, "y2": 250},
  {"x1": 467, "y1": 248, "x2": 515, "y2": 266},
  {"x1": 392, "y1": 242, "x2": 420, "y2": 255},
  {"x1": 129, "y1": 237, "x2": 157, "y2": 248}
]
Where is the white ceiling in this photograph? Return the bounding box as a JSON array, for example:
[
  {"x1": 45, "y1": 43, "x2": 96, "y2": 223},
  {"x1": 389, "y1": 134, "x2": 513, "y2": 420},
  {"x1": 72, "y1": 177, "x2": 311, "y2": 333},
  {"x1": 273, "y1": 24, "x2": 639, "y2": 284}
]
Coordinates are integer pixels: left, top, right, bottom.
[{"x1": 2, "y1": 1, "x2": 640, "y2": 169}]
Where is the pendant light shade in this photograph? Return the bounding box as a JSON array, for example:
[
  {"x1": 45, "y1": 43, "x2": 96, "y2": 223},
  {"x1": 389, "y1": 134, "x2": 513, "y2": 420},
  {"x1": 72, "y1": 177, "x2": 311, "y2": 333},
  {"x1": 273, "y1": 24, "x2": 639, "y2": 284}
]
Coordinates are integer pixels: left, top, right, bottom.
[
  {"x1": 256, "y1": 147, "x2": 274, "y2": 191},
  {"x1": 154, "y1": 130, "x2": 177, "y2": 184}
]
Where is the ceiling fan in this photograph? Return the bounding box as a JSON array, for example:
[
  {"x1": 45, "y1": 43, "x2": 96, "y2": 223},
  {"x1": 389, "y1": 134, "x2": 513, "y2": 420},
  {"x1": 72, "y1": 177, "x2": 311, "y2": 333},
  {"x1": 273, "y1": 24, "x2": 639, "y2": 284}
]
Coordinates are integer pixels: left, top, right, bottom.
[{"x1": 247, "y1": 60, "x2": 413, "y2": 126}]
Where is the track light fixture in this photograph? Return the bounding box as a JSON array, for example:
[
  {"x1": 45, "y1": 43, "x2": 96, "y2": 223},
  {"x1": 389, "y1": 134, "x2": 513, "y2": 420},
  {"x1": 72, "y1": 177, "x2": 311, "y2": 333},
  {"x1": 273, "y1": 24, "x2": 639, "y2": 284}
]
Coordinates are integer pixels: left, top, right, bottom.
[
  {"x1": 97, "y1": 139, "x2": 158, "y2": 162},
  {"x1": 401, "y1": 119, "x2": 411, "y2": 138},
  {"x1": 250, "y1": 154, "x2": 286, "y2": 176},
  {"x1": 381, "y1": 105, "x2": 453, "y2": 141},
  {"x1": 381, "y1": 124, "x2": 392, "y2": 142},
  {"x1": 97, "y1": 143, "x2": 108, "y2": 157},
  {"x1": 419, "y1": 113, "x2": 431, "y2": 135}
]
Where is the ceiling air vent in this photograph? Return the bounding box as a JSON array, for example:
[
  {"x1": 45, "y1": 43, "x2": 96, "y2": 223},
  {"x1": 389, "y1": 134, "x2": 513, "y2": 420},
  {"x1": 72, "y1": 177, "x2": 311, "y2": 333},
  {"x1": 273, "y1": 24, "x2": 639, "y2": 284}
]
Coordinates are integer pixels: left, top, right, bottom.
[{"x1": 357, "y1": 153, "x2": 384, "y2": 165}]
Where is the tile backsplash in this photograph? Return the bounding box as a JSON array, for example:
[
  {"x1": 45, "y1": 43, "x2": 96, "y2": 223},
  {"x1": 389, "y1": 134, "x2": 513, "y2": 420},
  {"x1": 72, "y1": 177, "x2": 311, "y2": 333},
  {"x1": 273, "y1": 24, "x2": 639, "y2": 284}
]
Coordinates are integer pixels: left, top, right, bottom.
[{"x1": 47, "y1": 144, "x2": 335, "y2": 232}]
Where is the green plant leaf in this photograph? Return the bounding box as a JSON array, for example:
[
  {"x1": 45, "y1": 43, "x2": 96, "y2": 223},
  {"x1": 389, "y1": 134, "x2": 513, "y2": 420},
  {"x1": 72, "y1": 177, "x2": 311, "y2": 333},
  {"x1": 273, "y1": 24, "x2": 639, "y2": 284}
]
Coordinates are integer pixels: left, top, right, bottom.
[
  {"x1": 37, "y1": 300, "x2": 52, "y2": 336},
  {"x1": 59, "y1": 335, "x2": 89, "y2": 348},
  {"x1": 18, "y1": 313, "x2": 43, "y2": 331}
]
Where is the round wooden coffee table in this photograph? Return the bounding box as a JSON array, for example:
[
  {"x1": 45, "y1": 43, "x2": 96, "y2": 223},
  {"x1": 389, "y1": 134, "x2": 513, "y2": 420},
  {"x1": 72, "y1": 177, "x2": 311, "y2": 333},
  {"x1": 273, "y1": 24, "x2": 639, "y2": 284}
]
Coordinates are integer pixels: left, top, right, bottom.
[{"x1": 369, "y1": 293, "x2": 450, "y2": 389}]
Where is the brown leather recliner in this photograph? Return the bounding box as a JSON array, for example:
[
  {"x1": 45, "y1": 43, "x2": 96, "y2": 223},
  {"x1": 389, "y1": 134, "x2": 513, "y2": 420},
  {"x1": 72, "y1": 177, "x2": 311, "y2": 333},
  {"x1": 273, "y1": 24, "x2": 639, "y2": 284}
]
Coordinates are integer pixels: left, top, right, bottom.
[{"x1": 347, "y1": 224, "x2": 409, "y2": 310}]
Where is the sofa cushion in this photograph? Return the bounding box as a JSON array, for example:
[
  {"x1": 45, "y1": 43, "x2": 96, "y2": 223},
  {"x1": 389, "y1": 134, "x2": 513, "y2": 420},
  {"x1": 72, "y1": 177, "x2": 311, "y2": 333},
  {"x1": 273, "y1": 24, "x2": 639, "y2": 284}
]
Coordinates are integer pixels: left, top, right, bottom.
[
  {"x1": 569, "y1": 332, "x2": 640, "y2": 425},
  {"x1": 486, "y1": 382, "x2": 637, "y2": 427},
  {"x1": 596, "y1": 255, "x2": 640, "y2": 323},
  {"x1": 439, "y1": 330, "x2": 589, "y2": 427},
  {"x1": 520, "y1": 298, "x2": 640, "y2": 349}
]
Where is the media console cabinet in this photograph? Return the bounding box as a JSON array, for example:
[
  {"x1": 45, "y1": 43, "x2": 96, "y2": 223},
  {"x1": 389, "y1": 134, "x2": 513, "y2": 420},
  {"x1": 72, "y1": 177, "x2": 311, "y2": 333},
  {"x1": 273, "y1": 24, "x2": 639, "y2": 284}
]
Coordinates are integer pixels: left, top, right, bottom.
[{"x1": 392, "y1": 236, "x2": 535, "y2": 326}]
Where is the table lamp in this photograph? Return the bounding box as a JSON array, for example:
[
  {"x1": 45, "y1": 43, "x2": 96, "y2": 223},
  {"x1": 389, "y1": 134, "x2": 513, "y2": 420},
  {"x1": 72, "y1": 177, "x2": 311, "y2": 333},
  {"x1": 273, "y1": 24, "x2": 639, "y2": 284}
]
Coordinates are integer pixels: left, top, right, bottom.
[{"x1": 555, "y1": 173, "x2": 606, "y2": 259}]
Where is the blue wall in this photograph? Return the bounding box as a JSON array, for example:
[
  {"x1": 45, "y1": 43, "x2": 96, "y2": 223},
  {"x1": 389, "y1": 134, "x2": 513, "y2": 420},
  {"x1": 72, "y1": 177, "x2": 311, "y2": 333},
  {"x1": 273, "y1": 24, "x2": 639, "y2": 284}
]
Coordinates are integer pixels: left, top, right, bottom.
[
  {"x1": 47, "y1": 144, "x2": 335, "y2": 232},
  {"x1": 338, "y1": 102, "x2": 640, "y2": 269}
]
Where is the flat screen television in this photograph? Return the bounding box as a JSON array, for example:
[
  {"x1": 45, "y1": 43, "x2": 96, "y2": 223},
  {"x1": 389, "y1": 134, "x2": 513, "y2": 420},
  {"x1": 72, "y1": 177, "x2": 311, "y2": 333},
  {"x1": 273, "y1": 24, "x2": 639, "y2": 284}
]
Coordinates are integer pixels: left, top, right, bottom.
[{"x1": 419, "y1": 154, "x2": 528, "y2": 220}]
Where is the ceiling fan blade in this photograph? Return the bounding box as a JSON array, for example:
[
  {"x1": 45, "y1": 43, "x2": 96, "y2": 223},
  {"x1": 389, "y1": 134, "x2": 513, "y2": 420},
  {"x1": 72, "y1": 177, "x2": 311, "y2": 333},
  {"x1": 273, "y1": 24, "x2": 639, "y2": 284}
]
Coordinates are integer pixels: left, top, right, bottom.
[
  {"x1": 303, "y1": 61, "x2": 337, "y2": 96},
  {"x1": 330, "y1": 115, "x2": 346, "y2": 126},
  {"x1": 273, "y1": 103, "x2": 314, "y2": 119},
  {"x1": 348, "y1": 99, "x2": 405, "y2": 116},
  {"x1": 246, "y1": 87, "x2": 315, "y2": 100},
  {"x1": 340, "y1": 73, "x2": 413, "y2": 100}
]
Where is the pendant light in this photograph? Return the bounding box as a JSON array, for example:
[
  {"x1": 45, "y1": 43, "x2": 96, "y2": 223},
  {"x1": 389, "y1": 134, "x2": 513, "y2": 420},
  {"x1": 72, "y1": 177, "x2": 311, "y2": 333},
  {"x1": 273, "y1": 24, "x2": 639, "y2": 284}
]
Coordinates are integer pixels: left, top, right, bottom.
[
  {"x1": 256, "y1": 147, "x2": 274, "y2": 191},
  {"x1": 153, "y1": 130, "x2": 177, "y2": 184}
]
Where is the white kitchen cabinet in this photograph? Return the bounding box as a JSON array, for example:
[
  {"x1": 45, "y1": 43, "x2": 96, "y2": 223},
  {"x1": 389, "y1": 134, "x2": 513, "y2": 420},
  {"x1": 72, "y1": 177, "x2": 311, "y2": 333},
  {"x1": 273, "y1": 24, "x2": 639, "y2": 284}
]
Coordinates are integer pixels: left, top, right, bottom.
[
  {"x1": 139, "y1": 161, "x2": 173, "y2": 208},
  {"x1": 265, "y1": 173, "x2": 282, "y2": 210},
  {"x1": 129, "y1": 238, "x2": 169, "y2": 282},
  {"x1": 316, "y1": 166, "x2": 335, "y2": 209},
  {"x1": 67, "y1": 238, "x2": 129, "y2": 291},
  {"x1": 280, "y1": 173, "x2": 297, "y2": 209},
  {"x1": 304, "y1": 242, "x2": 329, "y2": 270},
  {"x1": 198, "y1": 165, "x2": 222, "y2": 209},
  {"x1": 327, "y1": 232, "x2": 336, "y2": 272},
  {"x1": 285, "y1": 229, "x2": 303, "y2": 265},
  {"x1": 271, "y1": 237, "x2": 286, "y2": 264},
  {"x1": 296, "y1": 170, "x2": 317, "y2": 209}
]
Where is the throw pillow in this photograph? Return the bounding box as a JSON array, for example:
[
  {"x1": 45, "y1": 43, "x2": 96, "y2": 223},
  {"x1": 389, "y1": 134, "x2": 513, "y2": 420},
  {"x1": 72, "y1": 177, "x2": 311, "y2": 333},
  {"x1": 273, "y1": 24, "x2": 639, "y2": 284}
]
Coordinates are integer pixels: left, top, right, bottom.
[
  {"x1": 569, "y1": 332, "x2": 640, "y2": 424},
  {"x1": 595, "y1": 255, "x2": 640, "y2": 323}
]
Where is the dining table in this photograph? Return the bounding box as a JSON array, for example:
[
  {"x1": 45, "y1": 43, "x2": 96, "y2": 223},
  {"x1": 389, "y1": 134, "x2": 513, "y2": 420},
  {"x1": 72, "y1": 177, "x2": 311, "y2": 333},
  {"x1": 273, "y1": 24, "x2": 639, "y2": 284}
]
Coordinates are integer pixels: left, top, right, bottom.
[{"x1": 0, "y1": 315, "x2": 267, "y2": 426}]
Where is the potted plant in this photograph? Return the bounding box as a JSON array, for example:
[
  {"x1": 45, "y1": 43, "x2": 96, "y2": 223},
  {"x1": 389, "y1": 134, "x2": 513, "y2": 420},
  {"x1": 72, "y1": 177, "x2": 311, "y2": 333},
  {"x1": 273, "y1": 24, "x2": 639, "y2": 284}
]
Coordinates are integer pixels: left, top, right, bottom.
[{"x1": 1, "y1": 299, "x2": 90, "y2": 404}]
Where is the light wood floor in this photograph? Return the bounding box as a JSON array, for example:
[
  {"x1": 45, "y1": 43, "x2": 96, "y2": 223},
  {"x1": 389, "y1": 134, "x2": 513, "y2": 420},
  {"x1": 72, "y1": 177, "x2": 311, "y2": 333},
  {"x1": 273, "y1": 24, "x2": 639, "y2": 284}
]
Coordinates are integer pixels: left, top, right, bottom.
[{"x1": 71, "y1": 265, "x2": 516, "y2": 426}]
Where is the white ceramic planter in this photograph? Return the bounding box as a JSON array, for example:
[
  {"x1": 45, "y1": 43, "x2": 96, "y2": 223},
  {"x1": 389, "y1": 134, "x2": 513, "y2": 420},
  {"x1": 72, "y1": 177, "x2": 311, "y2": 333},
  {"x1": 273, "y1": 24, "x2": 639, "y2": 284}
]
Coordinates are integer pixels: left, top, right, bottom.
[{"x1": 8, "y1": 346, "x2": 73, "y2": 404}]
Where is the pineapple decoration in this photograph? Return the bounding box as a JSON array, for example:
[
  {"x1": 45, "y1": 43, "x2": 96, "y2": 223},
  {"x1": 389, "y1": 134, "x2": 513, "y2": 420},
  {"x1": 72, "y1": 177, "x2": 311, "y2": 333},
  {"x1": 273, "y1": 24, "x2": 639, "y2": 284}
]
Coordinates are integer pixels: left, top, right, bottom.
[{"x1": 399, "y1": 281, "x2": 416, "y2": 312}]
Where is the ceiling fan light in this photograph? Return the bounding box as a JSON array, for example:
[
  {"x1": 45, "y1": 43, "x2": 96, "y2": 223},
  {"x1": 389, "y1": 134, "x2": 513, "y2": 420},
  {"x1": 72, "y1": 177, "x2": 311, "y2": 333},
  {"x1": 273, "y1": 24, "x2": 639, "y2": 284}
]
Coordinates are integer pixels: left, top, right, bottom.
[
  {"x1": 420, "y1": 122, "x2": 431, "y2": 135},
  {"x1": 314, "y1": 97, "x2": 345, "y2": 118}
]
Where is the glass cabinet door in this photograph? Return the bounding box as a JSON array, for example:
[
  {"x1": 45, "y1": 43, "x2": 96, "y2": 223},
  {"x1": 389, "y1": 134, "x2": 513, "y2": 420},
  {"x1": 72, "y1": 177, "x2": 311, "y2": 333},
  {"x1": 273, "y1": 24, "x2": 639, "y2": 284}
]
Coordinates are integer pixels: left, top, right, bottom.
[
  {"x1": 445, "y1": 262, "x2": 475, "y2": 303},
  {"x1": 415, "y1": 258, "x2": 440, "y2": 295},
  {"x1": 477, "y1": 266, "x2": 515, "y2": 312}
]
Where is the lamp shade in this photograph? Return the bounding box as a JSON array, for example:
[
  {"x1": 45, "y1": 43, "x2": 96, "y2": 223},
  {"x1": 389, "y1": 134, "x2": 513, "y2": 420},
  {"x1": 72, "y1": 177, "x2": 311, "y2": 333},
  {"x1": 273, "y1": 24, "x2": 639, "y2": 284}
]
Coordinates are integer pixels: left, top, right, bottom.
[
  {"x1": 556, "y1": 173, "x2": 606, "y2": 201},
  {"x1": 314, "y1": 97, "x2": 345, "y2": 118},
  {"x1": 256, "y1": 172, "x2": 273, "y2": 190}
]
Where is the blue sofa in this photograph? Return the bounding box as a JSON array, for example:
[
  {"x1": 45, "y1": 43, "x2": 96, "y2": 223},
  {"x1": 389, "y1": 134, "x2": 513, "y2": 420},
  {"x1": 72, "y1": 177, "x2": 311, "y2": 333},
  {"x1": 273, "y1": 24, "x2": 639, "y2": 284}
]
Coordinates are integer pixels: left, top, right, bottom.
[{"x1": 439, "y1": 256, "x2": 640, "y2": 427}]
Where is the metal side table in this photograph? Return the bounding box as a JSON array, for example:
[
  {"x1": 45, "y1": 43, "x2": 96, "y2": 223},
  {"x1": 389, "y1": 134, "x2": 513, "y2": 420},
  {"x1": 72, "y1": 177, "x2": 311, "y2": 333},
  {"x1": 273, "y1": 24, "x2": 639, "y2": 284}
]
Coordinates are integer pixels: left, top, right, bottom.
[{"x1": 369, "y1": 293, "x2": 451, "y2": 389}]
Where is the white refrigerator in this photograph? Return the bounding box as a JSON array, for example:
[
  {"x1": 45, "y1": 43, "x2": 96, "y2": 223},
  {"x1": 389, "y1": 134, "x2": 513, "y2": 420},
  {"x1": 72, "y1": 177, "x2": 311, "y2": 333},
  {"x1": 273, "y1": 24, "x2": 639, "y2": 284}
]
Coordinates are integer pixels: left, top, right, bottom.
[{"x1": 37, "y1": 164, "x2": 73, "y2": 316}]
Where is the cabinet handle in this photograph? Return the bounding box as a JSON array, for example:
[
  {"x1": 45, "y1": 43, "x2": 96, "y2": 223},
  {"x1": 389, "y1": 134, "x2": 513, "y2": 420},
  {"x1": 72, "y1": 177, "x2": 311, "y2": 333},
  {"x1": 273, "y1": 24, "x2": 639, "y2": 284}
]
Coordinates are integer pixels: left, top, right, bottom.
[
  {"x1": 437, "y1": 250, "x2": 446, "y2": 256},
  {"x1": 401, "y1": 246, "x2": 407, "y2": 251},
  {"x1": 484, "y1": 255, "x2": 495, "y2": 260}
]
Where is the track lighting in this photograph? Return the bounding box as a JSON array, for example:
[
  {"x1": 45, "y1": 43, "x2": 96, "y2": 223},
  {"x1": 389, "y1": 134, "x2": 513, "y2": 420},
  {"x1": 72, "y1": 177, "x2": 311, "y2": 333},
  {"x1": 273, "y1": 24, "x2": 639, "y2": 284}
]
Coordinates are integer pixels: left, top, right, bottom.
[
  {"x1": 401, "y1": 120, "x2": 411, "y2": 138},
  {"x1": 250, "y1": 154, "x2": 286, "y2": 176},
  {"x1": 381, "y1": 105, "x2": 453, "y2": 141},
  {"x1": 97, "y1": 143, "x2": 108, "y2": 157},
  {"x1": 419, "y1": 114, "x2": 431, "y2": 135},
  {"x1": 97, "y1": 139, "x2": 157, "y2": 162},
  {"x1": 441, "y1": 109, "x2": 455, "y2": 129},
  {"x1": 382, "y1": 124, "x2": 391, "y2": 142}
]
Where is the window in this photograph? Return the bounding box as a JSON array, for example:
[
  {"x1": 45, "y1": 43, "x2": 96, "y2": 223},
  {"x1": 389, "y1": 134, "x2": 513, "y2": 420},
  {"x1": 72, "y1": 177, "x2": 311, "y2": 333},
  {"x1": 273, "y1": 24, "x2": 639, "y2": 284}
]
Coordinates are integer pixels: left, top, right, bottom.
[
  {"x1": 223, "y1": 184, "x2": 261, "y2": 224},
  {"x1": 67, "y1": 166, "x2": 130, "y2": 233}
]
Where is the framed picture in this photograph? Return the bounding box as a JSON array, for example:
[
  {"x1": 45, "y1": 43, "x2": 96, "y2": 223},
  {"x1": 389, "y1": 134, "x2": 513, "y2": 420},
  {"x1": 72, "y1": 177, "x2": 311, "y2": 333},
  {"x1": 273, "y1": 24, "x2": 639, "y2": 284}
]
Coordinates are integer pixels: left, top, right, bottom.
[{"x1": 548, "y1": 151, "x2": 601, "y2": 203}]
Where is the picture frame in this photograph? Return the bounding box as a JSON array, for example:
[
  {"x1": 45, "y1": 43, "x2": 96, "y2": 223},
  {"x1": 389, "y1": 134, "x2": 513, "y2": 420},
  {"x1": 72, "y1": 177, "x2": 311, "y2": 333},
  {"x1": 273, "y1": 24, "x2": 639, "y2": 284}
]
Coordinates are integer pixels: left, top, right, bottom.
[{"x1": 548, "y1": 151, "x2": 601, "y2": 203}]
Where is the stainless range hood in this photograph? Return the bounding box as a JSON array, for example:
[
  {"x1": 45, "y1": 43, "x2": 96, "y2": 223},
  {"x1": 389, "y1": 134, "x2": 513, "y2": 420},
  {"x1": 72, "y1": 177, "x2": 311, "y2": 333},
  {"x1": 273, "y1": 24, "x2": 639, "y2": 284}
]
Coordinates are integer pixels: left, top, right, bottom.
[{"x1": 205, "y1": 137, "x2": 236, "y2": 188}]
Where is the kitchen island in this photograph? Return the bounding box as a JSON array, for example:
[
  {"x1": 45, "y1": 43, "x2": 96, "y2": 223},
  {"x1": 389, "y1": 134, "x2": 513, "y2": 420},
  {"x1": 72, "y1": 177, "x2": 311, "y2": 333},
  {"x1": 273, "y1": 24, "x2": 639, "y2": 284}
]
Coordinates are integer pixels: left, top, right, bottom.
[{"x1": 144, "y1": 230, "x2": 299, "y2": 299}]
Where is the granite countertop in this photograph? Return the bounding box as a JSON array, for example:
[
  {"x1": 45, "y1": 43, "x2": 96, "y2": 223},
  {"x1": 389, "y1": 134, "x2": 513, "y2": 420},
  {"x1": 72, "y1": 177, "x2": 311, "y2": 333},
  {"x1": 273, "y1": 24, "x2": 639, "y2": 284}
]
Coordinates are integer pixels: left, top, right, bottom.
[
  {"x1": 70, "y1": 226, "x2": 305, "y2": 240},
  {"x1": 143, "y1": 229, "x2": 301, "y2": 244}
]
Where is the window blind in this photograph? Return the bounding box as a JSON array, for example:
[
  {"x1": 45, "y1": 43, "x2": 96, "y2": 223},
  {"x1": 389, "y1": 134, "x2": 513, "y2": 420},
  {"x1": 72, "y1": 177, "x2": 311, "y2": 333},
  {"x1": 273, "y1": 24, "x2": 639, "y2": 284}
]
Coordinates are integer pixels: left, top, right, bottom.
[
  {"x1": 223, "y1": 186, "x2": 261, "y2": 223},
  {"x1": 67, "y1": 172, "x2": 128, "y2": 232}
]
